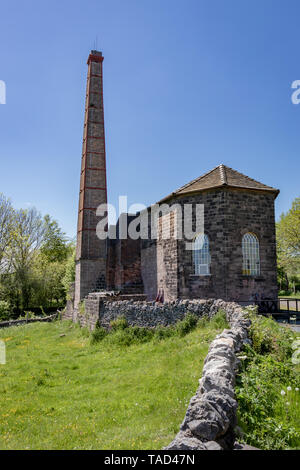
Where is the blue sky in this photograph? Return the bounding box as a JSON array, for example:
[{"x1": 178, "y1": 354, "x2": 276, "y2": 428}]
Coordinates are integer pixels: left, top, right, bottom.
[{"x1": 0, "y1": 0, "x2": 299, "y2": 238}]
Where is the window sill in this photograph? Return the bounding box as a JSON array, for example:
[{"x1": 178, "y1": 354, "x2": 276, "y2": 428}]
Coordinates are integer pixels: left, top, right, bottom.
[
  {"x1": 241, "y1": 275, "x2": 264, "y2": 281},
  {"x1": 189, "y1": 274, "x2": 211, "y2": 278}
]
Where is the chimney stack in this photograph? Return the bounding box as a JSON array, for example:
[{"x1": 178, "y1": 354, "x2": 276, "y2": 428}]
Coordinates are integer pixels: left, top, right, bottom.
[{"x1": 74, "y1": 50, "x2": 107, "y2": 306}]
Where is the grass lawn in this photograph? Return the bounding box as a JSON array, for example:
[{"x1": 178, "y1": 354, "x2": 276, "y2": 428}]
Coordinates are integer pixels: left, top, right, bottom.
[{"x1": 0, "y1": 318, "x2": 224, "y2": 450}]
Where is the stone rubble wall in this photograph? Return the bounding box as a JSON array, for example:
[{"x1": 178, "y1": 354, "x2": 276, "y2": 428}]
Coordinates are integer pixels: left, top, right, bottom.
[
  {"x1": 0, "y1": 313, "x2": 58, "y2": 329},
  {"x1": 165, "y1": 301, "x2": 251, "y2": 450},
  {"x1": 68, "y1": 297, "x2": 242, "y2": 331}
]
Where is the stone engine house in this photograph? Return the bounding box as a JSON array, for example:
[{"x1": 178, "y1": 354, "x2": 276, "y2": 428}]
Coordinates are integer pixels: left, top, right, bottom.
[{"x1": 74, "y1": 50, "x2": 279, "y2": 309}]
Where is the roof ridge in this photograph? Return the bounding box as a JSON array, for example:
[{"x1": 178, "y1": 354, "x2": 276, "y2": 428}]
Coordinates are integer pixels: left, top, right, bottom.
[
  {"x1": 222, "y1": 165, "x2": 276, "y2": 190},
  {"x1": 172, "y1": 165, "x2": 221, "y2": 194},
  {"x1": 156, "y1": 164, "x2": 279, "y2": 204},
  {"x1": 219, "y1": 164, "x2": 227, "y2": 185}
]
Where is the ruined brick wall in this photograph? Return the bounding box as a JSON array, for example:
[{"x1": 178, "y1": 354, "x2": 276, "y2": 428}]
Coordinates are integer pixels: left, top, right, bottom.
[
  {"x1": 107, "y1": 215, "x2": 144, "y2": 294},
  {"x1": 141, "y1": 209, "x2": 179, "y2": 301},
  {"x1": 141, "y1": 241, "x2": 157, "y2": 301}
]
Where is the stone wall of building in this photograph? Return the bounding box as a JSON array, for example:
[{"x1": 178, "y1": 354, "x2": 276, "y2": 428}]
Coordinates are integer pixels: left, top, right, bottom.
[
  {"x1": 160, "y1": 188, "x2": 278, "y2": 302},
  {"x1": 156, "y1": 210, "x2": 178, "y2": 301}
]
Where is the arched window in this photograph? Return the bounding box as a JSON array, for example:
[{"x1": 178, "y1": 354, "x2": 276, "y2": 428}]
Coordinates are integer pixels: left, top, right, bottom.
[
  {"x1": 193, "y1": 233, "x2": 210, "y2": 275},
  {"x1": 242, "y1": 233, "x2": 260, "y2": 276}
]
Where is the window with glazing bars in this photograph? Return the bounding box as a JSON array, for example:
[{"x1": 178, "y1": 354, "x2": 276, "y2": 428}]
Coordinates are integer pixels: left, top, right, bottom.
[
  {"x1": 242, "y1": 233, "x2": 260, "y2": 276},
  {"x1": 193, "y1": 233, "x2": 210, "y2": 275}
]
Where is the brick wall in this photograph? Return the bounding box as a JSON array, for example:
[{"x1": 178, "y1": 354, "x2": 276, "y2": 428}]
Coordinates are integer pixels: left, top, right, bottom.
[{"x1": 107, "y1": 215, "x2": 144, "y2": 293}]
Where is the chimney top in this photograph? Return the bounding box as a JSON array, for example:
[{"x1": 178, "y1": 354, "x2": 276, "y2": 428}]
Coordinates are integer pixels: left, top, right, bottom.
[
  {"x1": 87, "y1": 50, "x2": 104, "y2": 64},
  {"x1": 91, "y1": 50, "x2": 102, "y2": 56}
]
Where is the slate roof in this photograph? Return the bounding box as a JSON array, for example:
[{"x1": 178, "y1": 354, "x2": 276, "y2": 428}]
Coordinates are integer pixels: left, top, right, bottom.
[{"x1": 158, "y1": 164, "x2": 279, "y2": 202}]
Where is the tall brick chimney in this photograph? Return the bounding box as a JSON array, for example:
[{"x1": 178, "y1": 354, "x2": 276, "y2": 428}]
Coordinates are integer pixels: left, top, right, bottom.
[{"x1": 74, "y1": 50, "x2": 107, "y2": 307}]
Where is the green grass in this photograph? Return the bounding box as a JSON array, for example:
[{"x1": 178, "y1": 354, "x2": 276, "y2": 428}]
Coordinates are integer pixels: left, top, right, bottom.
[
  {"x1": 279, "y1": 292, "x2": 300, "y2": 299},
  {"x1": 0, "y1": 314, "x2": 226, "y2": 450},
  {"x1": 236, "y1": 313, "x2": 300, "y2": 450}
]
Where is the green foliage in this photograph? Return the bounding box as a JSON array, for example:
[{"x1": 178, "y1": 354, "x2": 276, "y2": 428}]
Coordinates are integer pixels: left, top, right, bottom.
[
  {"x1": 236, "y1": 314, "x2": 300, "y2": 450},
  {"x1": 23, "y1": 311, "x2": 38, "y2": 320},
  {"x1": 40, "y1": 215, "x2": 70, "y2": 263},
  {"x1": 276, "y1": 196, "x2": 300, "y2": 289},
  {"x1": 249, "y1": 313, "x2": 295, "y2": 360},
  {"x1": 61, "y1": 248, "x2": 75, "y2": 298},
  {"x1": 0, "y1": 196, "x2": 74, "y2": 314},
  {"x1": 209, "y1": 309, "x2": 228, "y2": 329},
  {"x1": 78, "y1": 301, "x2": 85, "y2": 315},
  {"x1": 0, "y1": 193, "x2": 14, "y2": 266},
  {"x1": 174, "y1": 313, "x2": 198, "y2": 337},
  {"x1": 110, "y1": 315, "x2": 129, "y2": 331},
  {"x1": 91, "y1": 310, "x2": 228, "y2": 347},
  {"x1": 90, "y1": 326, "x2": 107, "y2": 344},
  {"x1": 105, "y1": 326, "x2": 155, "y2": 347},
  {"x1": 0, "y1": 300, "x2": 10, "y2": 321},
  {"x1": 154, "y1": 325, "x2": 175, "y2": 341}
]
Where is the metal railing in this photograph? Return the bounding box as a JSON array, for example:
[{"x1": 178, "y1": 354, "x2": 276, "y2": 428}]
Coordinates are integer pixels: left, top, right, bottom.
[{"x1": 239, "y1": 298, "x2": 300, "y2": 323}]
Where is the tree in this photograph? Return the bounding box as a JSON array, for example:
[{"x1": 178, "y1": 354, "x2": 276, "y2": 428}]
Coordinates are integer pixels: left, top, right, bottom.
[
  {"x1": 40, "y1": 215, "x2": 70, "y2": 262},
  {"x1": 0, "y1": 193, "x2": 14, "y2": 268},
  {"x1": 8, "y1": 208, "x2": 46, "y2": 309},
  {"x1": 276, "y1": 197, "x2": 300, "y2": 289},
  {"x1": 62, "y1": 247, "x2": 76, "y2": 298},
  {"x1": 0, "y1": 197, "x2": 75, "y2": 314}
]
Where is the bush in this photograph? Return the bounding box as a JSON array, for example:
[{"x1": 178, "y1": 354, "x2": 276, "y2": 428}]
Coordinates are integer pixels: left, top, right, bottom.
[
  {"x1": 249, "y1": 313, "x2": 294, "y2": 360},
  {"x1": 0, "y1": 300, "x2": 11, "y2": 321},
  {"x1": 209, "y1": 310, "x2": 228, "y2": 330},
  {"x1": 110, "y1": 316, "x2": 128, "y2": 331},
  {"x1": 174, "y1": 313, "x2": 198, "y2": 337},
  {"x1": 91, "y1": 310, "x2": 228, "y2": 348},
  {"x1": 236, "y1": 314, "x2": 300, "y2": 450},
  {"x1": 107, "y1": 326, "x2": 154, "y2": 347},
  {"x1": 154, "y1": 325, "x2": 175, "y2": 341},
  {"x1": 91, "y1": 326, "x2": 107, "y2": 344}
]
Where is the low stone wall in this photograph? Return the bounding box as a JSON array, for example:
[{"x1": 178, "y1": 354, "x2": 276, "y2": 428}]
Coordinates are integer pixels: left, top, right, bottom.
[
  {"x1": 99, "y1": 298, "x2": 218, "y2": 329},
  {"x1": 65, "y1": 296, "x2": 245, "y2": 331},
  {"x1": 0, "y1": 313, "x2": 58, "y2": 329},
  {"x1": 165, "y1": 302, "x2": 251, "y2": 450}
]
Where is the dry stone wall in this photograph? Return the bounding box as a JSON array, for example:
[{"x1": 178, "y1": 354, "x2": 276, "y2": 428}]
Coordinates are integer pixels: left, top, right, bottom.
[
  {"x1": 0, "y1": 313, "x2": 58, "y2": 329},
  {"x1": 64, "y1": 295, "x2": 246, "y2": 331},
  {"x1": 165, "y1": 301, "x2": 251, "y2": 450}
]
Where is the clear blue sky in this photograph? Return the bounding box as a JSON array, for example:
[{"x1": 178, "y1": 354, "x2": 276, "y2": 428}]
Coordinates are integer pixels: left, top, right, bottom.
[{"x1": 0, "y1": 0, "x2": 299, "y2": 238}]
